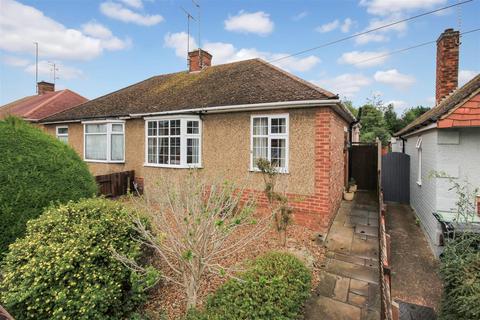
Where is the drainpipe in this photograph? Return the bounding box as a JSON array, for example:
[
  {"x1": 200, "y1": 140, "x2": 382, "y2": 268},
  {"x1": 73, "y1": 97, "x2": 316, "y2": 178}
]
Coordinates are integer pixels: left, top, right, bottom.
[{"x1": 400, "y1": 136, "x2": 406, "y2": 153}]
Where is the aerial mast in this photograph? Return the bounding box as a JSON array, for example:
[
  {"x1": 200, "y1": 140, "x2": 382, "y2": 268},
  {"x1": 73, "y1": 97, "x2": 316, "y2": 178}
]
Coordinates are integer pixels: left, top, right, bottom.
[{"x1": 181, "y1": 6, "x2": 196, "y2": 69}]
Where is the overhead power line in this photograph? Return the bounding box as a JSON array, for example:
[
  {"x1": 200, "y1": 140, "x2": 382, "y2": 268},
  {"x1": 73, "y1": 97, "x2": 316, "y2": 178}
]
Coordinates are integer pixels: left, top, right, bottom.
[
  {"x1": 268, "y1": 0, "x2": 475, "y2": 64},
  {"x1": 352, "y1": 28, "x2": 480, "y2": 66}
]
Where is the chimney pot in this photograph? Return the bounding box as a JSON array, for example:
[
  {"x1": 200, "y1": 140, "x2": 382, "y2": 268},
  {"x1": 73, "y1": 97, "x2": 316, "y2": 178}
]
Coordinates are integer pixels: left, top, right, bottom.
[
  {"x1": 435, "y1": 28, "x2": 459, "y2": 105},
  {"x1": 188, "y1": 49, "x2": 212, "y2": 72},
  {"x1": 37, "y1": 81, "x2": 55, "y2": 95}
]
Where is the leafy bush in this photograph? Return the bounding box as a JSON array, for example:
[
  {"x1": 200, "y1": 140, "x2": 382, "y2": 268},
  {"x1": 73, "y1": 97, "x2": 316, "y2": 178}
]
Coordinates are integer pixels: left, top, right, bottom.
[
  {"x1": 188, "y1": 252, "x2": 311, "y2": 320},
  {"x1": 439, "y1": 234, "x2": 480, "y2": 320},
  {"x1": 0, "y1": 198, "x2": 157, "y2": 320},
  {"x1": 0, "y1": 117, "x2": 97, "y2": 257}
]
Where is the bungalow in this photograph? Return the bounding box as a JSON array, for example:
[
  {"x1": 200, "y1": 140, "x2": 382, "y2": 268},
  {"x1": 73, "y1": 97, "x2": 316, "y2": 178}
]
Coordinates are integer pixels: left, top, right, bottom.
[
  {"x1": 40, "y1": 50, "x2": 355, "y2": 231},
  {"x1": 0, "y1": 82, "x2": 87, "y2": 133},
  {"x1": 395, "y1": 29, "x2": 480, "y2": 255}
]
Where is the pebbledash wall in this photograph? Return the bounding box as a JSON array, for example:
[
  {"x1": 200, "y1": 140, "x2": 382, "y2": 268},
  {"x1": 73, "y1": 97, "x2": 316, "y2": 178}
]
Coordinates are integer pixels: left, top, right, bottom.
[{"x1": 44, "y1": 106, "x2": 349, "y2": 231}]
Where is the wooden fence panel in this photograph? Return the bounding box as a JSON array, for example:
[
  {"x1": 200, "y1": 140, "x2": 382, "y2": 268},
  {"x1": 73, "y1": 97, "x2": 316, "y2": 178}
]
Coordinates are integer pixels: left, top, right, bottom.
[{"x1": 95, "y1": 171, "x2": 135, "y2": 198}]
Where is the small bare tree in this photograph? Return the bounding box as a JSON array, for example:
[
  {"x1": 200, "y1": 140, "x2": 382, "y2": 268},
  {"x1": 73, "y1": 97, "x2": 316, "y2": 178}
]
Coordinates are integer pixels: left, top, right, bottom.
[
  {"x1": 256, "y1": 158, "x2": 292, "y2": 246},
  {"x1": 114, "y1": 172, "x2": 271, "y2": 309}
]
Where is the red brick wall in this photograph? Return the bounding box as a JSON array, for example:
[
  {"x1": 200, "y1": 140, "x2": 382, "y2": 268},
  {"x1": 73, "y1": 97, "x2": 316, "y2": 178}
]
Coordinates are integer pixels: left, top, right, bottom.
[{"x1": 436, "y1": 29, "x2": 459, "y2": 105}]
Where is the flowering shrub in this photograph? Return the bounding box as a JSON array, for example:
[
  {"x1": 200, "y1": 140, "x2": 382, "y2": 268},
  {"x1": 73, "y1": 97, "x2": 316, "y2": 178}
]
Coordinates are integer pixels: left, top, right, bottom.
[
  {"x1": 0, "y1": 117, "x2": 97, "y2": 258},
  {"x1": 0, "y1": 198, "x2": 157, "y2": 320}
]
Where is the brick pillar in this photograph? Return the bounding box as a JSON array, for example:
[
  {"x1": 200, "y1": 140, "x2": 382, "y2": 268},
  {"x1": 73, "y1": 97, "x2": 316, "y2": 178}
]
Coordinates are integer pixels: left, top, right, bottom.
[
  {"x1": 314, "y1": 109, "x2": 332, "y2": 226},
  {"x1": 436, "y1": 28, "x2": 459, "y2": 105}
]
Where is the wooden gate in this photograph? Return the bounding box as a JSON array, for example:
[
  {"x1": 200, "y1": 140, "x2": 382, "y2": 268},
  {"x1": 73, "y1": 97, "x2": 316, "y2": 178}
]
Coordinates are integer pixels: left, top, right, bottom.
[
  {"x1": 349, "y1": 143, "x2": 378, "y2": 191},
  {"x1": 381, "y1": 152, "x2": 410, "y2": 204},
  {"x1": 95, "y1": 170, "x2": 135, "y2": 197}
]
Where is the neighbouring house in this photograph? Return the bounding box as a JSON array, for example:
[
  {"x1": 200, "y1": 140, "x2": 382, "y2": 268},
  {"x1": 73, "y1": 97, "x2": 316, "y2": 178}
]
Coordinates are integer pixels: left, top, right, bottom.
[
  {"x1": 39, "y1": 50, "x2": 355, "y2": 231},
  {"x1": 395, "y1": 29, "x2": 480, "y2": 256},
  {"x1": 0, "y1": 82, "x2": 88, "y2": 133}
]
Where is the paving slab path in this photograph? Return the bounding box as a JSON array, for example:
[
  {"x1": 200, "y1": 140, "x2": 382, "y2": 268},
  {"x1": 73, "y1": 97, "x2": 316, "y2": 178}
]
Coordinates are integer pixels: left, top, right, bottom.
[{"x1": 304, "y1": 191, "x2": 381, "y2": 320}]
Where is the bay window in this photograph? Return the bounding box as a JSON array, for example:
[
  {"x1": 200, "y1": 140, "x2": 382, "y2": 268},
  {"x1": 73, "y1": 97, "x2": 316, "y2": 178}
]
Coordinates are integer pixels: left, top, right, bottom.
[
  {"x1": 83, "y1": 121, "x2": 125, "y2": 162},
  {"x1": 145, "y1": 116, "x2": 201, "y2": 168},
  {"x1": 251, "y1": 114, "x2": 289, "y2": 173}
]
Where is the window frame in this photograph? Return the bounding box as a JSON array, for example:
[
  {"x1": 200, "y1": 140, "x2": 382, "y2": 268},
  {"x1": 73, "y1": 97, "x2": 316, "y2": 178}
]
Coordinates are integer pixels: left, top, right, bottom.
[
  {"x1": 416, "y1": 137, "x2": 422, "y2": 186},
  {"x1": 144, "y1": 115, "x2": 202, "y2": 169},
  {"x1": 56, "y1": 125, "x2": 68, "y2": 143},
  {"x1": 250, "y1": 114, "x2": 289, "y2": 174},
  {"x1": 83, "y1": 120, "x2": 125, "y2": 163}
]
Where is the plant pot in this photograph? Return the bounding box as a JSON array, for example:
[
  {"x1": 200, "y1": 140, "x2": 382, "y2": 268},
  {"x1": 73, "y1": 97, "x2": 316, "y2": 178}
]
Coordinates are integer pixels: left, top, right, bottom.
[
  {"x1": 343, "y1": 191, "x2": 354, "y2": 201},
  {"x1": 349, "y1": 184, "x2": 357, "y2": 192}
]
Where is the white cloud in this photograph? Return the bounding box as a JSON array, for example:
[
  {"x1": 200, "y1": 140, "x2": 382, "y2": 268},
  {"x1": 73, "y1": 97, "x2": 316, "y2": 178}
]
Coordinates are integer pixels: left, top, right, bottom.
[
  {"x1": 374, "y1": 69, "x2": 415, "y2": 90},
  {"x1": 164, "y1": 32, "x2": 198, "y2": 58},
  {"x1": 316, "y1": 18, "x2": 353, "y2": 33},
  {"x1": 224, "y1": 11, "x2": 274, "y2": 36},
  {"x1": 24, "y1": 60, "x2": 83, "y2": 80},
  {"x1": 360, "y1": 0, "x2": 446, "y2": 16},
  {"x1": 2, "y1": 55, "x2": 30, "y2": 67},
  {"x1": 0, "y1": 0, "x2": 129, "y2": 61},
  {"x1": 313, "y1": 73, "x2": 371, "y2": 98},
  {"x1": 292, "y1": 11, "x2": 308, "y2": 21},
  {"x1": 355, "y1": 14, "x2": 407, "y2": 44},
  {"x1": 387, "y1": 100, "x2": 407, "y2": 112},
  {"x1": 82, "y1": 21, "x2": 131, "y2": 50},
  {"x1": 316, "y1": 20, "x2": 339, "y2": 33},
  {"x1": 120, "y1": 0, "x2": 143, "y2": 9},
  {"x1": 338, "y1": 50, "x2": 388, "y2": 68},
  {"x1": 164, "y1": 32, "x2": 319, "y2": 72},
  {"x1": 459, "y1": 69, "x2": 478, "y2": 86},
  {"x1": 100, "y1": 1, "x2": 163, "y2": 26},
  {"x1": 341, "y1": 18, "x2": 354, "y2": 33}
]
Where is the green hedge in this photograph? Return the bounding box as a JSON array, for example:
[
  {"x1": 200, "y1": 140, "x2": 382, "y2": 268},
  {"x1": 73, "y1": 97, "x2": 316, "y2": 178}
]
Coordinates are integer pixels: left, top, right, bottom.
[
  {"x1": 188, "y1": 252, "x2": 312, "y2": 320},
  {"x1": 0, "y1": 117, "x2": 97, "y2": 257},
  {"x1": 0, "y1": 198, "x2": 156, "y2": 320},
  {"x1": 440, "y1": 234, "x2": 480, "y2": 320}
]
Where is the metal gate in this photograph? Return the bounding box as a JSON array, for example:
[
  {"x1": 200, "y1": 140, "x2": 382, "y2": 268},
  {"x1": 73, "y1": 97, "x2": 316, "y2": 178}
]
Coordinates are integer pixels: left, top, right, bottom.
[
  {"x1": 381, "y1": 152, "x2": 410, "y2": 204},
  {"x1": 350, "y1": 143, "x2": 378, "y2": 191}
]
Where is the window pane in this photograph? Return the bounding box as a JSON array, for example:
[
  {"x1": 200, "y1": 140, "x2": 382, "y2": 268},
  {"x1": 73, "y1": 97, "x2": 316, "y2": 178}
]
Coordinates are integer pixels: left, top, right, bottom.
[
  {"x1": 187, "y1": 121, "x2": 199, "y2": 134},
  {"x1": 85, "y1": 134, "x2": 107, "y2": 160},
  {"x1": 271, "y1": 138, "x2": 286, "y2": 168},
  {"x1": 271, "y1": 118, "x2": 286, "y2": 134},
  {"x1": 253, "y1": 137, "x2": 268, "y2": 166},
  {"x1": 187, "y1": 138, "x2": 199, "y2": 164},
  {"x1": 170, "y1": 120, "x2": 180, "y2": 135},
  {"x1": 112, "y1": 124, "x2": 123, "y2": 132},
  {"x1": 170, "y1": 137, "x2": 180, "y2": 164},
  {"x1": 159, "y1": 121, "x2": 169, "y2": 136},
  {"x1": 147, "y1": 137, "x2": 157, "y2": 163},
  {"x1": 148, "y1": 121, "x2": 157, "y2": 136},
  {"x1": 86, "y1": 124, "x2": 107, "y2": 133},
  {"x1": 111, "y1": 134, "x2": 124, "y2": 161},
  {"x1": 159, "y1": 137, "x2": 169, "y2": 164},
  {"x1": 253, "y1": 117, "x2": 268, "y2": 135},
  {"x1": 58, "y1": 136, "x2": 68, "y2": 143},
  {"x1": 57, "y1": 127, "x2": 68, "y2": 135}
]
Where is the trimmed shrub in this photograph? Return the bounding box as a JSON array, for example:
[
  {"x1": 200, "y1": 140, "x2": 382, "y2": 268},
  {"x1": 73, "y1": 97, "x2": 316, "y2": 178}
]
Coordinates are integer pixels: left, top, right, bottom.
[
  {"x1": 0, "y1": 198, "x2": 157, "y2": 320},
  {"x1": 0, "y1": 117, "x2": 97, "y2": 257},
  {"x1": 439, "y1": 234, "x2": 480, "y2": 320},
  {"x1": 188, "y1": 252, "x2": 312, "y2": 320}
]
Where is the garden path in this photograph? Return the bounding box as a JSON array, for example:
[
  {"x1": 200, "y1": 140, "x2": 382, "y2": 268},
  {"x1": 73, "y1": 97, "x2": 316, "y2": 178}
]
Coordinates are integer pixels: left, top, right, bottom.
[{"x1": 304, "y1": 191, "x2": 381, "y2": 320}]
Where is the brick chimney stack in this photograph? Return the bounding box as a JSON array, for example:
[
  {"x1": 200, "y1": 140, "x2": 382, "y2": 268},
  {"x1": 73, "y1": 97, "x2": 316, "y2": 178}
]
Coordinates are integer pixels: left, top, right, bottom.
[
  {"x1": 37, "y1": 81, "x2": 55, "y2": 95},
  {"x1": 435, "y1": 28, "x2": 460, "y2": 105},
  {"x1": 188, "y1": 49, "x2": 212, "y2": 72}
]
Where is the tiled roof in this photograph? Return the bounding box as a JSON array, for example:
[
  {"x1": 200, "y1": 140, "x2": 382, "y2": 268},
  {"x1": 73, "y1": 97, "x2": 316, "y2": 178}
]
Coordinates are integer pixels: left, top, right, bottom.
[
  {"x1": 395, "y1": 73, "x2": 480, "y2": 136},
  {"x1": 0, "y1": 89, "x2": 88, "y2": 121},
  {"x1": 41, "y1": 59, "x2": 353, "y2": 123}
]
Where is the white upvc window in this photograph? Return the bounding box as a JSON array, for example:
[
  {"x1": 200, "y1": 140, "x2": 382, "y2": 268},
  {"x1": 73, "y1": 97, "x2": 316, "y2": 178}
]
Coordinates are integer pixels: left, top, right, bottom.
[
  {"x1": 56, "y1": 126, "x2": 68, "y2": 143},
  {"x1": 416, "y1": 137, "x2": 422, "y2": 186},
  {"x1": 83, "y1": 120, "x2": 125, "y2": 163},
  {"x1": 144, "y1": 115, "x2": 202, "y2": 168},
  {"x1": 250, "y1": 114, "x2": 289, "y2": 173}
]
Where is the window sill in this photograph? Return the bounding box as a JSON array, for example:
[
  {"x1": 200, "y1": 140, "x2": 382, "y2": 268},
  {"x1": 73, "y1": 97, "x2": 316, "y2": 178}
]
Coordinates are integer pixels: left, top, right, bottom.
[
  {"x1": 85, "y1": 159, "x2": 125, "y2": 164},
  {"x1": 249, "y1": 168, "x2": 289, "y2": 174},
  {"x1": 144, "y1": 163, "x2": 203, "y2": 169}
]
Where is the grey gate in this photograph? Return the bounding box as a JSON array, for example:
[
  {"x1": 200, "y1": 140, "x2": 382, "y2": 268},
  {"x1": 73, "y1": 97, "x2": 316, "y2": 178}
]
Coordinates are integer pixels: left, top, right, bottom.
[{"x1": 381, "y1": 152, "x2": 410, "y2": 204}]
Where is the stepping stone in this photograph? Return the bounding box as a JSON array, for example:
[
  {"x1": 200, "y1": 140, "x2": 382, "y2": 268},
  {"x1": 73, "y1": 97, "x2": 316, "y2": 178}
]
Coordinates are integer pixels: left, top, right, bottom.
[
  {"x1": 304, "y1": 296, "x2": 362, "y2": 320},
  {"x1": 325, "y1": 258, "x2": 379, "y2": 284},
  {"x1": 350, "y1": 279, "x2": 369, "y2": 296},
  {"x1": 348, "y1": 292, "x2": 367, "y2": 307},
  {"x1": 333, "y1": 276, "x2": 351, "y2": 302},
  {"x1": 351, "y1": 236, "x2": 379, "y2": 260},
  {"x1": 355, "y1": 225, "x2": 378, "y2": 237}
]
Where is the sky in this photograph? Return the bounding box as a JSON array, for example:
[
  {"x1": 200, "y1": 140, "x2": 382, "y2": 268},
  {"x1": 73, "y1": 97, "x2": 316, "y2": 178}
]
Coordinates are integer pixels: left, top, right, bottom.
[{"x1": 0, "y1": 0, "x2": 479, "y2": 114}]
